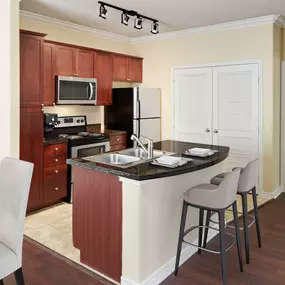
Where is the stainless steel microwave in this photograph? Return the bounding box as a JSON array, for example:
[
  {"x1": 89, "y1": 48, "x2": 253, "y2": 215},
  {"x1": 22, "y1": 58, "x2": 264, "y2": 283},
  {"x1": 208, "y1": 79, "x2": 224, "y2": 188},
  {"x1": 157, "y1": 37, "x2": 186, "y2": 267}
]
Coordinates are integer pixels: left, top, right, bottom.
[{"x1": 56, "y1": 76, "x2": 97, "y2": 105}]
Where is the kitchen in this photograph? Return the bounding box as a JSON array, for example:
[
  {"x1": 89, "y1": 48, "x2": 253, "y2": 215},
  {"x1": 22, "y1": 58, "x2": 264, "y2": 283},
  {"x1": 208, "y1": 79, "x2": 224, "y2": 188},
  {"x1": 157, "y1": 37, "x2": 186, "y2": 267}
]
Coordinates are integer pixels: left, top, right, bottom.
[{"x1": 1, "y1": 1, "x2": 284, "y2": 285}]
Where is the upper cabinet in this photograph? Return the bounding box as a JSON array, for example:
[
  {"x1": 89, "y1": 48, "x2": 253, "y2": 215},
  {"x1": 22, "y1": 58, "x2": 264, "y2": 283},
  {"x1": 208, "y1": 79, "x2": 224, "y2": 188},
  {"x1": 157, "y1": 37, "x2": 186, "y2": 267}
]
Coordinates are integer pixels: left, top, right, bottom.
[
  {"x1": 112, "y1": 55, "x2": 143, "y2": 83},
  {"x1": 128, "y1": 58, "x2": 143, "y2": 82},
  {"x1": 94, "y1": 52, "x2": 113, "y2": 106},
  {"x1": 54, "y1": 44, "x2": 94, "y2": 78},
  {"x1": 75, "y1": 49, "x2": 94, "y2": 78},
  {"x1": 20, "y1": 32, "x2": 45, "y2": 107},
  {"x1": 54, "y1": 45, "x2": 75, "y2": 76},
  {"x1": 43, "y1": 43, "x2": 55, "y2": 106}
]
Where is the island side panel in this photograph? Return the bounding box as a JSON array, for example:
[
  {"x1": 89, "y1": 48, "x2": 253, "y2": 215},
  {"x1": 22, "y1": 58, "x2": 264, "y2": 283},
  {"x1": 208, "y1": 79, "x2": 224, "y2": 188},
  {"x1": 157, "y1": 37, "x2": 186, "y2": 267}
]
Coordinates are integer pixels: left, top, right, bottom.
[{"x1": 72, "y1": 166, "x2": 122, "y2": 282}]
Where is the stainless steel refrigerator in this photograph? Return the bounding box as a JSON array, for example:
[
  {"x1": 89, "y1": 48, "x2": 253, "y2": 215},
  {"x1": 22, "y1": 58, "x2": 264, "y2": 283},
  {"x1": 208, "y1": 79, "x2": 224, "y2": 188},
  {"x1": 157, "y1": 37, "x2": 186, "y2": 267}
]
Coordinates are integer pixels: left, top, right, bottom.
[{"x1": 105, "y1": 87, "x2": 161, "y2": 148}]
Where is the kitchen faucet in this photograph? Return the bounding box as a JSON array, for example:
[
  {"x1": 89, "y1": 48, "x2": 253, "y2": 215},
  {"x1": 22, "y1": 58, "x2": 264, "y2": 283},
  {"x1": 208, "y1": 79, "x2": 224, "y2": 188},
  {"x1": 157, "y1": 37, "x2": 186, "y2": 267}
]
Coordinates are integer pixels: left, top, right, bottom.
[{"x1": 131, "y1": 134, "x2": 154, "y2": 159}]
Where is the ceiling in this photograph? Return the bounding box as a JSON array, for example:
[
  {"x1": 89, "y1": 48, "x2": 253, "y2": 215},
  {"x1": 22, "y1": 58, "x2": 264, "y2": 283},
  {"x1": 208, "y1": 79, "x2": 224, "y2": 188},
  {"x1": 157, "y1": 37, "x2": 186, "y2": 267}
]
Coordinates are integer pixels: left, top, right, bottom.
[{"x1": 20, "y1": 0, "x2": 285, "y2": 37}]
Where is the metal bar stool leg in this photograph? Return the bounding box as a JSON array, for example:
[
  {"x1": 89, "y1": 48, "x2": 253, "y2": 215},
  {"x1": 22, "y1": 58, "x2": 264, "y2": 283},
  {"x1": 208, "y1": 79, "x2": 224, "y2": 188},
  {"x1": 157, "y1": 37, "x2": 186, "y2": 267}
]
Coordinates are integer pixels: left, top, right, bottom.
[
  {"x1": 252, "y1": 187, "x2": 262, "y2": 248},
  {"x1": 198, "y1": 209, "x2": 204, "y2": 254},
  {"x1": 174, "y1": 201, "x2": 188, "y2": 276},
  {"x1": 203, "y1": 210, "x2": 211, "y2": 248},
  {"x1": 218, "y1": 210, "x2": 227, "y2": 285},
  {"x1": 14, "y1": 268, "x2": 25, "y2": 285},
  {"x1": 232, "y1": 202, "x2": 243, "y2": 272},
  {"x1": 241, "y1": 193, "x2": 250, "y2": 264},
  {"x1": 0, "y1": 279, "x2": 4, "y2": 285}
]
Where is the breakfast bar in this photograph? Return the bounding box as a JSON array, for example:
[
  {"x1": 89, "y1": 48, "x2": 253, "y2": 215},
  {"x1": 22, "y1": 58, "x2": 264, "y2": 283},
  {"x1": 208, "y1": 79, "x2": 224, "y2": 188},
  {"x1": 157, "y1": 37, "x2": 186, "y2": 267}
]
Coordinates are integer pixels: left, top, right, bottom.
[{"x1": 67, "y1": 140, "x2": 229, "y2": 284}]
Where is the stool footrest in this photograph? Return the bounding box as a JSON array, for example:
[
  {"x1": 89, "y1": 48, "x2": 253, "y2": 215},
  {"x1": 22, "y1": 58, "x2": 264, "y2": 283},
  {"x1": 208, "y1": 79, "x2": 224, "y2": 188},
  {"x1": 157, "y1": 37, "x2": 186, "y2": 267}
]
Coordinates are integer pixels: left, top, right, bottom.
[{"x1": 183, "y1": 225, "x2": 236, "y2": 254}]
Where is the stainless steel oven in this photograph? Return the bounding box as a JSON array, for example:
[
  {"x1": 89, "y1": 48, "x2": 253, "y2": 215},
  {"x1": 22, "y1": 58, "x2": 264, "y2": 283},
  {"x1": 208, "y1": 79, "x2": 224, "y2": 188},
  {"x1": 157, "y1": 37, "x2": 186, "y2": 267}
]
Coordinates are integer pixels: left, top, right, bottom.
[
  {"x1": 71, "y1": 141, "x2": 110, "y2": 158},
  {"x1": 56, "y1": 76, "x2": 97, "y2": 105}
]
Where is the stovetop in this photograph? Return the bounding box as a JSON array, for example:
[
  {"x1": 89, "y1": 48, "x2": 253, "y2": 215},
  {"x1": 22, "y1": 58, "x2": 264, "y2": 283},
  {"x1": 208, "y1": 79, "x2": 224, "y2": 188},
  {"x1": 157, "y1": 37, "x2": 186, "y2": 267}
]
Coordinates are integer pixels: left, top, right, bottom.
[{"x1": 44, "y1": 115, "x2": 109, "y2": 146}]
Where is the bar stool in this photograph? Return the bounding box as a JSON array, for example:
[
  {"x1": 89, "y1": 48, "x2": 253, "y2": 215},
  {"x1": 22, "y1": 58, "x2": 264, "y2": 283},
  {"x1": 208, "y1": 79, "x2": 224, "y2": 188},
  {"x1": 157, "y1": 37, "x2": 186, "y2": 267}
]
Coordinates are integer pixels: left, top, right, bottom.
[
  {"x1": 208, "y1": 159, "x2": 260, "y2": 264},
  {"x1": 174, "y1": 169, "x2": 243, "y2": 285}
]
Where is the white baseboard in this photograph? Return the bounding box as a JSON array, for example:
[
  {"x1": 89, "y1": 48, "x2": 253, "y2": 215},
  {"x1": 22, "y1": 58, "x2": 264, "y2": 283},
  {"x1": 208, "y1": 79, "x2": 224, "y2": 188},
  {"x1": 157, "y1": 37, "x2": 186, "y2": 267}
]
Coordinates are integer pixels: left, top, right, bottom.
[
  {"x1": 121, "y1": 226, "x2": 219, "y2": 285},
  {"x1": 260, "y1": 187, "x2": 282, "y2": 199}
]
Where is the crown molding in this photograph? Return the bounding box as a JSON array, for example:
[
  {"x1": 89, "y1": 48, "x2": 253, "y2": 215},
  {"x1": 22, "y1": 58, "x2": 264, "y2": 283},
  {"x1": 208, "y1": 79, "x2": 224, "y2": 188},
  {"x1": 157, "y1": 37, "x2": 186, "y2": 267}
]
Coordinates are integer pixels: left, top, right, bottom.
[
  {"x1": 20, "y1": 11, "x2": 285, "y2": 44},
  {"x1": 20, "y1": 10, "x2": 131, "y2": 42},
  {"x1": 131, "y1": 14, "x2": 285, "y2": 43}
]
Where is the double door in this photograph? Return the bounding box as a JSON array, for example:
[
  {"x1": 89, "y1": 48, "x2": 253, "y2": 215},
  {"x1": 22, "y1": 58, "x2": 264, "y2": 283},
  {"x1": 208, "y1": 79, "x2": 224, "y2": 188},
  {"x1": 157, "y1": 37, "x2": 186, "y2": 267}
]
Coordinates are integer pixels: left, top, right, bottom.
[{"x1": 174, "y1": 64, "x2": 259, "y2": 172}]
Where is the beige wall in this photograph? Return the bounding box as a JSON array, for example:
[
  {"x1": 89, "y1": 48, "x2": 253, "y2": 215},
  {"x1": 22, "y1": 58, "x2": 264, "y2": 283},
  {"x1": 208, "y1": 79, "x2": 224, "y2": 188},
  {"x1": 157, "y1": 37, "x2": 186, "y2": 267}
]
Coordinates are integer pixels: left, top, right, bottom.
[
  {"x1": 133, "y1": 24, "x2": 278, "y2": 193},
  {"x1": 0, "y1": 0, "x2": 19, "y2": 159}
]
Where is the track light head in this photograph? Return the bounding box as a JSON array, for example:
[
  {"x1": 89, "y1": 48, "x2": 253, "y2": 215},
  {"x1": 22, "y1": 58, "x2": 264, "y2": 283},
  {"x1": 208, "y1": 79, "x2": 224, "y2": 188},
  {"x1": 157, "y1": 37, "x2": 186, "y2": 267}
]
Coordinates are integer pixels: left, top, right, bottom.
[
  {"x1": 99, "y1": 4, "x2": 107, "y2": 19},
  {"x1": 121, "y1": 12, "x2": 130, "y2": 26},
  {"x1": 151, "y1": 21, "x2": 159, "y2": 34},
  {"x1": 134, "y1": 16, "x2": 143, "y2": 30}
]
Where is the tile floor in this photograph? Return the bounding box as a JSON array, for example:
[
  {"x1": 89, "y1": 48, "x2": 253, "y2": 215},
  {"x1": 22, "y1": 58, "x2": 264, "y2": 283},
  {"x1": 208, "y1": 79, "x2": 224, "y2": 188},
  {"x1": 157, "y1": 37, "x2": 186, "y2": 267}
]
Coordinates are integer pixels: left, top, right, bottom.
[{"x1": 24, "y1": 195, "x2": 270, "y2": 279}]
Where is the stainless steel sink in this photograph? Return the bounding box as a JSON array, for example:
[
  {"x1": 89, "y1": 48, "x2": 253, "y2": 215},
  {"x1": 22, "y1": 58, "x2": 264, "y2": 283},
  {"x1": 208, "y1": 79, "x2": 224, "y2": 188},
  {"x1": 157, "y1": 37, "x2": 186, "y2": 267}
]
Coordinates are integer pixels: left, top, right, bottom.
[
  {"x1": 83, "y1": 153, "x2": 142, "y2": 168},
  {"x1": 119, "y1": 148, "x2": 176, "y2": 159}
]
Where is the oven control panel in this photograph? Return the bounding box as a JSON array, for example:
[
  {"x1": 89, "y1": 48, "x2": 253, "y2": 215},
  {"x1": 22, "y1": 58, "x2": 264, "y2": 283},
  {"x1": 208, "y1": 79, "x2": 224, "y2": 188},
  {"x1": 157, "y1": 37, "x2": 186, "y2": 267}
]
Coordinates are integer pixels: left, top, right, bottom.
[{"x1": 55, "y1": 116, "x2": 86, "y2": 128}]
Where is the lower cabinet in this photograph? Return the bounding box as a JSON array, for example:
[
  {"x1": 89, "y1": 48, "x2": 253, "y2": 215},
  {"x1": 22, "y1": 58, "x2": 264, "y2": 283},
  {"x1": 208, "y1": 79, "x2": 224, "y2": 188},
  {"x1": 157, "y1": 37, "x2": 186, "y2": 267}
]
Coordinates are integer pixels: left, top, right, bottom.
[
  {"x1": 20, "y1": 107, "x2": 44, "y2": 213},
  {"x1": 43, "y1": 143, "x2": 68, "y2": 204},
  {"x1": 109, "y1": 133, "x2": 127, "y2": 151}
]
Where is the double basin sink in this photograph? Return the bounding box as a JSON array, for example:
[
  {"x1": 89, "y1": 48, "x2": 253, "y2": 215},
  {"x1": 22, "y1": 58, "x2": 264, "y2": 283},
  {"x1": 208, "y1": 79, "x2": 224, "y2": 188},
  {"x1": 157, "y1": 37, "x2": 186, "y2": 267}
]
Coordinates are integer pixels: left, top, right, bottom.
[{"x1": 84, "y1": 148, "x2": 176, "y2": 168}]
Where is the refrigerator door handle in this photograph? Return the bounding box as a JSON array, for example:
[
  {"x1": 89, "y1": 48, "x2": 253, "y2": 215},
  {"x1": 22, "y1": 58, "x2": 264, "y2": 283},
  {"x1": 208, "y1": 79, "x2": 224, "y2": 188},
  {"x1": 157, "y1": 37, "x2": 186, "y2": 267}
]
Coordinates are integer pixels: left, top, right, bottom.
[{"x1": 138, "y1": 100, "x2": 141, "y2": 119}]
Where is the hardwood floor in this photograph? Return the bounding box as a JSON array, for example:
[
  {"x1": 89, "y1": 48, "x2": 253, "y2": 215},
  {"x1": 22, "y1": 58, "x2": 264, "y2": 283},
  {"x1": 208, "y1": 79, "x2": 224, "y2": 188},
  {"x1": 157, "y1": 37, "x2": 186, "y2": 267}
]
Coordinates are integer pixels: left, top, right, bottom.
[
  {"x1": 2, "y1": 194, "x2": 285, "y2": 285},
  {"x1": 163, "y1": 194, "x2": 285, "y2": 285}
]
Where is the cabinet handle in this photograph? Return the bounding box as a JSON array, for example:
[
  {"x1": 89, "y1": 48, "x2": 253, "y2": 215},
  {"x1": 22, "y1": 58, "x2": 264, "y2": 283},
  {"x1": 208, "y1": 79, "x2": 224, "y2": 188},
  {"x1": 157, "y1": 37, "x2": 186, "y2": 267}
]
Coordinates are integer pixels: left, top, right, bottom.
[
  {"x1": 53, "y1": 102, "x2": 56, "y2": 106},
  {"x1": 55, "y1": 148, "x2": 58, "y2": 151},
  {"x1": 205, "y1": 128, "x2": 210, "y2": 133},
  {"x1": 117, "y1": 138, "x2": 120, "y2": 141},
  {"x1": 55, "y1": 170, "x2": 59, "y2": 174},
  {"x1": 55, "y1": 187, "x2": 59, "y2": 191},
  {"x1": 213, "y1": 129, "x2": 219, "y2": 134},
  {"x1": 55, "y1": 159, "x2": 58, "y2": 162},
  {"x1": 127, "y1": 78, "x2": 131, "y2": 81},
  {"x1": 41, "y1": 109, "x2": 44, "y2": 112},
  {"x1": 41, "y1": 104, "x2": 44, "y2": 107}
]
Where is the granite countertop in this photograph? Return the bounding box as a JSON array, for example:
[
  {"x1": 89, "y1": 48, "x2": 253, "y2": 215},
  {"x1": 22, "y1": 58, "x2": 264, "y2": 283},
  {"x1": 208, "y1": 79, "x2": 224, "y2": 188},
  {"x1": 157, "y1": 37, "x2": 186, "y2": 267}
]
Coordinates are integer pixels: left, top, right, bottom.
[
  {"x1": 66, "y1": 140, "x2": 230, "y2": 181},
  {"x1": 43, "y1": 137, "x2": 68, "y2": 146}
]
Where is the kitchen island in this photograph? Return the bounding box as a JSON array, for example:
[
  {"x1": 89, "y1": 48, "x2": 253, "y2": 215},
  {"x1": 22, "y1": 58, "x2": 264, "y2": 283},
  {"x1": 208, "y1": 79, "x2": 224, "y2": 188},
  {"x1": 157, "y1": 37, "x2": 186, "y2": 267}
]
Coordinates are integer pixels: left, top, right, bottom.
[{"x1": 67, "y1": 140, "x2": 229, "y2": 284}]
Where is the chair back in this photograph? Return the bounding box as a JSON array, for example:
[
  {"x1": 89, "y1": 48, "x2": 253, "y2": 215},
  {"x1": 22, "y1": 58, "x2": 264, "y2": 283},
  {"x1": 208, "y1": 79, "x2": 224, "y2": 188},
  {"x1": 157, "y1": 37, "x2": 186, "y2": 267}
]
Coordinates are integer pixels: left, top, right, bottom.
[
  {"x1": 217, "y1": 168, "x2": 241, "y2": 208},
  {"x1": 238, "y1": 159, "x2": 259, "y2": 192},
  {"x1": 0, "y1": 157, "x2": 33, "y2": 266}
]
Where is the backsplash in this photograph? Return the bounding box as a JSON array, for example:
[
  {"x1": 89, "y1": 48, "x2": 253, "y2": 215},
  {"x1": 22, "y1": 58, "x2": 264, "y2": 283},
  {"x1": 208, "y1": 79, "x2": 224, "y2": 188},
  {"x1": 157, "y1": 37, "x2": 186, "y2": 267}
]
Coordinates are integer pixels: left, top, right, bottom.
[{"x1": 44, "y1": 105, "x2": 103, "y2": 125}]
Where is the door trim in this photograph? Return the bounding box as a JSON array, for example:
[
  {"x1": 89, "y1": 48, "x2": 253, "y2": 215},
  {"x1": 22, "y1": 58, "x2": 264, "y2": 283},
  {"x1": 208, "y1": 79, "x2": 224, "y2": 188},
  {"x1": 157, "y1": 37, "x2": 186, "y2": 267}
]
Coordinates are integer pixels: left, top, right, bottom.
[{"x1": 171, "y1": 59, "x2": 263, "y2": 194}]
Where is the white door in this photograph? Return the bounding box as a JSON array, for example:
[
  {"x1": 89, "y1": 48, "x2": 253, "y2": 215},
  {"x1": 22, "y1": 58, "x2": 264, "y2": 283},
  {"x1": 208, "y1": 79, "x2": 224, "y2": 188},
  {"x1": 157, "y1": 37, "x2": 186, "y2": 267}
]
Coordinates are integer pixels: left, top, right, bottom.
[
  {"x1": 212, "y1": 64, "x2": 259, "y2": 172},
  {"x1": 173, "y1": 67, "x2": 213, "y2": 144}
]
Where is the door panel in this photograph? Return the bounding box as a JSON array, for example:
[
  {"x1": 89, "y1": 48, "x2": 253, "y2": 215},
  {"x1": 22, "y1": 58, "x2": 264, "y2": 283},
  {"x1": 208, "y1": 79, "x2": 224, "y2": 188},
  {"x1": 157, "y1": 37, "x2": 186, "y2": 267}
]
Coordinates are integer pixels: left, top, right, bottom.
[
  {"x1": 174, "y1": 68, "x2": 213, "y2": 144},
  {"x1": 212, "y1": 64, "x2": 259, "y2": 172},
  {"x1": 54, "y1": 45, "x2": 75, "y2": 76},
  {"x1": 76, "y1": 49, "x2": 94, "y2": 78},
  {"x1": 137, "y1": 88, "x2": 161, "y2": 119},
  {"x1": 128, "y1": 58, "x2": 143, "y2": 82},
  {"x1": 139, "y1": 118, "x2": 161, "y2": 143},
  {"x1": 112, "y1": 55, "x2": 128, "y2": 81}
]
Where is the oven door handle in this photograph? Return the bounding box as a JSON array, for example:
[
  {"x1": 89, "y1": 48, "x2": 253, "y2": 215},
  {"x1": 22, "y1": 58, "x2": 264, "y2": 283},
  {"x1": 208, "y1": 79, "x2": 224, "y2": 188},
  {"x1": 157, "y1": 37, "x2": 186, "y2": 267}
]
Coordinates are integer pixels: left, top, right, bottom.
[{"x1": 89, "y1": 83, "x2": 93, "y2": 100}]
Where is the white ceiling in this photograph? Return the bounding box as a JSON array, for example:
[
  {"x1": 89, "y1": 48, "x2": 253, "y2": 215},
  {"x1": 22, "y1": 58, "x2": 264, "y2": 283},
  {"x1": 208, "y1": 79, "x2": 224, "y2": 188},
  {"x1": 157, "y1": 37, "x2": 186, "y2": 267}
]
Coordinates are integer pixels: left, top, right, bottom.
[{"x1": 20, "y1": 0, "x2": 285, "y2": 37}]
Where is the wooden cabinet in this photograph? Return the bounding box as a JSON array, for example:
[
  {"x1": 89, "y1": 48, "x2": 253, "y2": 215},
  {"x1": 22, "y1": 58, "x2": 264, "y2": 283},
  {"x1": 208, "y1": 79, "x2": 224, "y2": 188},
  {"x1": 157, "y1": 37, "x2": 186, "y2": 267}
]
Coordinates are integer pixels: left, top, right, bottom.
[
  {"x1": 20, "y1": 32, "x2": 44, "y2": 107},
  {"x1": 54, "y1": 44, "x2": 94, "y2": 78},
  {"x1": 20, "y1": 107, "x2": 44, "y2": 212},
  {"x1": 112, "y1": 55, "x2": 128, "y2": 81},
  {"x1": 76, "y1": 49, "x2": 94, "y2": 78},
  {"x1": 112, "y1": 54, "x2": 143, "y2": 82},
  {"x1": 128, "y1": 57, "x2": 143, "y2": 82},
  {"x1": 94, "y1": 52, "x2": 113, "y2": 105},
  {"x1": 54, "y1": 45, "x2": 75, "y2": 76},
  {"x1": 44, "y1": 43, "x2": 55, "y2": 106},
  {"x1": 109, "y1": 133, "x2": 127, "y2": 151},
  {"x1": 44, "y1": 143, "x2": 68, "y2": 204}
]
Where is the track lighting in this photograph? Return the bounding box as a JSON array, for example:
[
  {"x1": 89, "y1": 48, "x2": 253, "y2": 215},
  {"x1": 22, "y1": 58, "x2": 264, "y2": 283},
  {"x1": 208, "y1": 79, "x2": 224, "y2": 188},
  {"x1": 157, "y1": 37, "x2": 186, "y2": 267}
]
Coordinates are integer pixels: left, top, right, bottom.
[
  {"x1": 134, "y1": 16, "x2": 143, "y2": 30},
  {"x1": 98, "y1": 1, "x2": 159, "y2": 34},
  {"x1": 151, "y1": 21, "x2": 159, "y2": 34},
  {"x1": 121, "y1": 12, "x2": 130, "y2": 26},
  {"x1": 99, "y1": 4, "x2": 107, "y2": 19}
]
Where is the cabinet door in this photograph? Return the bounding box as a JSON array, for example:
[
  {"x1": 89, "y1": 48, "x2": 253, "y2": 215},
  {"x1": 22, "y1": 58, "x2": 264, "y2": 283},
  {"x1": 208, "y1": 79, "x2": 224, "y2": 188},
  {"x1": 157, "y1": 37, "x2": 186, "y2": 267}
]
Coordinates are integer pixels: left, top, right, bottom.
[
  {"x1": 75, "y1": 49, "x2": 94, "y2": 78},
  {"x1": 54, "y1": 45, "x2": 75, "y2": 76},
  {"x1": 20, "y1": 107, "x2": 44, "y2": 212},
  {"x1": 128, "y1": 58, "x2": 143, "y2": 82},
  {"x1": 112, "y1": 55, "x2": 128, "y2": 81},
  {"x1": 43, "y1": 43, "x2": 55, "y2": 106},
  {"x1": 95, "y1": 52, "x2": 113, "y2": 105},
  {"x1": 20, "y1": 33, "x2": 44, "y2": 107}
]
